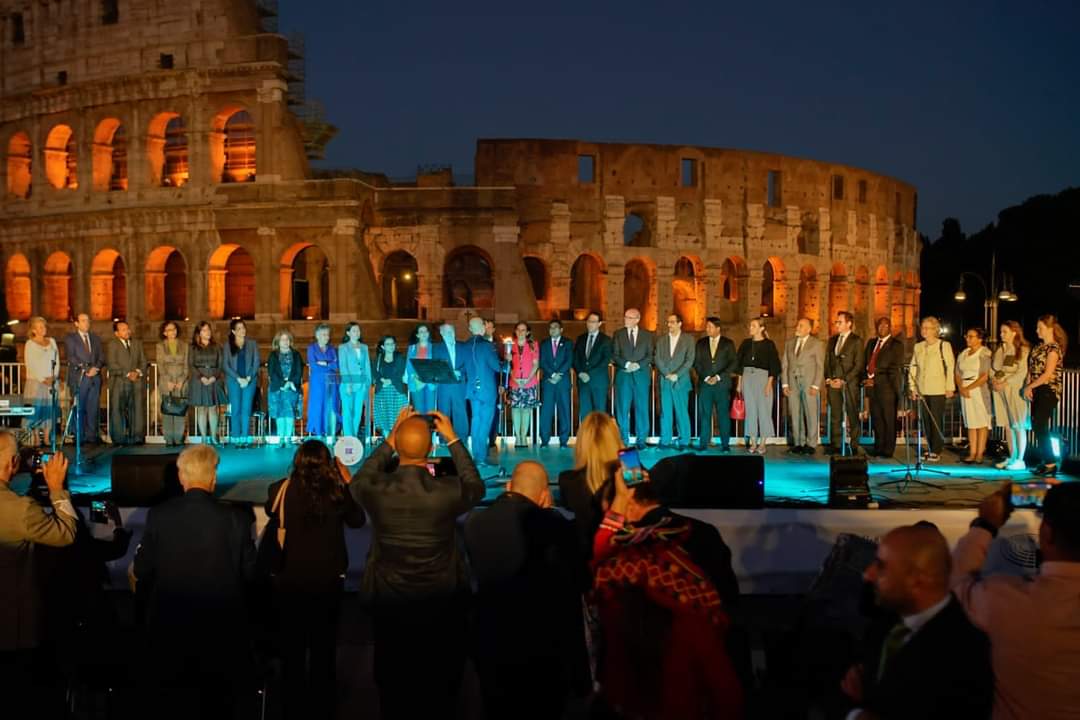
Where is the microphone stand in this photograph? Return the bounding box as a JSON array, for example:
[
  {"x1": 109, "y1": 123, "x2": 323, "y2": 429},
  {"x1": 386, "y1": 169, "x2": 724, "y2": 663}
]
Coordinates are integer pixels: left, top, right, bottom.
[
  {"x1": 877, "y1": 362, "x2": 948, "y2": 491},
  {"x1": 60, "y1": 364, "x2": 92, "y2": 475}
]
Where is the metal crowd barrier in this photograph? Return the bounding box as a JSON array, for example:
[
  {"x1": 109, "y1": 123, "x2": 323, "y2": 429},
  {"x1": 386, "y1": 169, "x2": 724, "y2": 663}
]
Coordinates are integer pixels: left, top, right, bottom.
[{"x1": 0, "y1": 361, "x2": 1076, "y2": 459}]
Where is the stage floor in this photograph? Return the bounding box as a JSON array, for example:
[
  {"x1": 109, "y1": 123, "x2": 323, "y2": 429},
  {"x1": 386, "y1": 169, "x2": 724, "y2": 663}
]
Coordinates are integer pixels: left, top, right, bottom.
[{"x1": 47, "y1": 439, "x2": 1069, "y2": 509}]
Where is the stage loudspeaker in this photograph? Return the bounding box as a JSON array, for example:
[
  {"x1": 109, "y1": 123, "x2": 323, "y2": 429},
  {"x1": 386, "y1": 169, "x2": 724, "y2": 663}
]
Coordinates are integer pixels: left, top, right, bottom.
[
  {"x1": 647, "y1": 453, "x2": 764, "y2": 509},
  {"x1": 828, "y1": 455, "x2": 871, "y2": 508},
  {"x1": 110, "y1": 453, "x2": 183, "y2": 507}
]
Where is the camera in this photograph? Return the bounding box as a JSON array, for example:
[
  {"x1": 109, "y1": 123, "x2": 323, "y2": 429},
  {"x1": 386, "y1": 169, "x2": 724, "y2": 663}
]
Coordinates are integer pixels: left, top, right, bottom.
[
  {"x1": 89, "y1": 499, "x2": 115, "y2": 524},
  {"x1": 17, "y1": 446, "x2": 51, "y2": 475}
]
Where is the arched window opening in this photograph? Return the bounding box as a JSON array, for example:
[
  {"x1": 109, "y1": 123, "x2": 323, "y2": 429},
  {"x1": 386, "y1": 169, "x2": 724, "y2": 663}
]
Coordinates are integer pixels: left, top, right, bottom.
[
  {"x1": 443, "y1": 247, "x2": 494, "y2": 309},
  {"x1": 382, "y1": 251, "x2": 419, "y2": 319}
]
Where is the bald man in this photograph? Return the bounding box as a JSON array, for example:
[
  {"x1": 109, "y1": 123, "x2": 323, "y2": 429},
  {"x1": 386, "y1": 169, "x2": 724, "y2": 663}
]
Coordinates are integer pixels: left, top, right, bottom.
[
  {"x1": 464, "y1": 461, "x2": 590, "y2": 718},
  {"x1": 350, "y1": 407, "x2": 483, "y2": 719},
  {"x1": 842, "y1": 525, "x2": 992, "y2": 719}
]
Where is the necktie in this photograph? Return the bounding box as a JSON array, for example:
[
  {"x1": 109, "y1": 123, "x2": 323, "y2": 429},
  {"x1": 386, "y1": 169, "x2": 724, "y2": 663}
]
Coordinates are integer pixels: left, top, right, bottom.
[
  {"x1": 631, "y1": 329, "x2": 637, "y2": 348},
  {"x1": 796, "y1": 337, "x2": 804, "y2": 357},
  {"x1": 82, "y1": 333, "x2": 91, "y2": 354},
  {"x1": 836, "y1": 334, "x2": 845, "y2": 356},
  {"x1": 869, "y1": 339, "x2": 884, "y2": 375},
  {"x1": 710, "y1": 337, "x2": 718, "y2": 359},
  {"x1": 877, "y1": 623, "x2": 912, "y2": 681},
  {"x1": 586, "y1": 334, "x2": 595, "y2": 358},
  {"x1": 552, "y1": 339, "x2": 558, "y2": 357}
]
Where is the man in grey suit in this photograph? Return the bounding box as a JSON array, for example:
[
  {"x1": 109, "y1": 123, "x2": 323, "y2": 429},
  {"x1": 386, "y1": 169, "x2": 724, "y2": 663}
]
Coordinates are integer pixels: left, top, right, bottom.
[
  {"x1": 612, "y1": 308, "x2": 655, "y2": 450},
  {"x1": 654, "y1": 313, "x2": 696, "y2": 449},
  {"x1": 781, "y1": 317, "x2": 825, "y2": 455},
  {"x1": 106, "y1": 320, "x2": 148, "y2": 445},
  {"x1": 824, "y1": 311, "x2": 865, "y2": 455}
]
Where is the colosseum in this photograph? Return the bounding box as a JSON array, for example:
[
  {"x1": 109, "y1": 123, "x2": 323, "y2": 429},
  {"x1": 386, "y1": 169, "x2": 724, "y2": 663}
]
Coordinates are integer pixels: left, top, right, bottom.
[{"x1": 0, "y1": 0, "x2": 920, "y2": 352}]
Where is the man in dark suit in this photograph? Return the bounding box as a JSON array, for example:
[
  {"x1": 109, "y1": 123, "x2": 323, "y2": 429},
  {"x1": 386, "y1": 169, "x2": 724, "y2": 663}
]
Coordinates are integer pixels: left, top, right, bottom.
[
  {"x1": 694, "y1": 316, "x2": 738, "y2": 451},
  {"x1": 132, "y1": 444, "x2": 256, "y2": 715},
  {"x1": 572, "y1": 311, "x2": 612, "y2": 421},
  {"x1": 462, "y1": 317, "x2": 502, "y2": 465},
  {"x1": 824, "y1": 311, "x2": 865, "y2": 455},
  {"x1": 106, "y1": 320, "x2": 147, "y2": 445},
  {"x1": 63, "y1": 313, "x2": 105, "y2": 445},
  {"x1": 464, "y1": 461, "x2": 591, "y2": 719},
  {"x1": 612, "y1": 307, "x2": 655, "y2": 449},
  {"x1": 539, "y1": 320, "x2": 574, "y2": 448},
  {"x1": 860, "y1": 317, "x2": 905, "y2": 458},
  {"x1": 841, "y1": 524, "x2": 992, "y2": 719},
  {"x1": 351, "y1": 408, "x2": 484, "y2": 719},
  {"x1": 433, "y1": 321, "x2": 468, "y2": 441}
]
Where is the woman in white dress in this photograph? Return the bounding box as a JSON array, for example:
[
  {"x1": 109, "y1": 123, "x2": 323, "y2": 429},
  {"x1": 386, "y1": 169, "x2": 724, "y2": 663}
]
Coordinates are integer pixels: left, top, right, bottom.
[
  {"x1": 956, "y1": 327, "x2": 993, "y2": 463},
  {"x1": 22, "y1": 316, "x2": 60, "y2": 447},
  {"x1": 991, "y1": 321, "x2": 1031, "y2": 470}
]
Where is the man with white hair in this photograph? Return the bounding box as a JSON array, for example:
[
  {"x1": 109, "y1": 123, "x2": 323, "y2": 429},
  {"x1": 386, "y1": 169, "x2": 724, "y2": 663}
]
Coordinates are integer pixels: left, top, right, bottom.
[
  {"x1": 133, "y1": 444, "x2": 255, "y2": 713},
  {"x1": 0, "y1": 430, "x2": 76, "y2": 668}
]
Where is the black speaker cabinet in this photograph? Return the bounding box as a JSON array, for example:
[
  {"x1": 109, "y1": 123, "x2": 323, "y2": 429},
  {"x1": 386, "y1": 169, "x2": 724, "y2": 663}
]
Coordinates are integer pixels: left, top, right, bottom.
[
  {"x1": 647, "y1": 453, "x2": 765, "y2": 509},
  {"x1": 110, "y1": 452, "x2": 182, "y2": 507},
  {"x1": 828, "y1": 455, "x2": 871, "y2": 508}
]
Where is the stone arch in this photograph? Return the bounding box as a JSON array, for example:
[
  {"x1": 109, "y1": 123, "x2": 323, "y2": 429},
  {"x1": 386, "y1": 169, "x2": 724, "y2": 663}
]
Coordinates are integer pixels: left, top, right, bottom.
[
  {"x1": 623, "y1": 212, "x2": 651, "y2": 247},
  {"x1": 6, "y1": 131, "x2": 32, "y2": 198},
  {"x1": 624, "y1": 257, "x2": 658, "y2": 331},
  {"x1": 797, "y1": 265, "x2": 819, "y2": 327},
  {"x1": 873, "y1": 265, "x2": 889, "y2": 321},
  {"x1": 146, "y1": 246, "x2": 188, "y2": 321},
  {"x1": 381, "y1": 250, "x2": 419, "y2": 319},
  {"x1": 853, "y1": 265, "x2": 870, "y2": 319},
  {"x1": 280, "y1": 242, "x2": 330, "y2": 320},
  {"x1": 208, "y1": 244, "x2": 256, "y2": 319},
  {"x1": 90, "y1": 249, "x2": 127, "y2": 320},
  {"x1": 4, "y1": 253, "x2": 32, "y2": 320},
  {"x1": 717, "y1": 256, "x2": 748, "y2": 324},
  {"x1": 828, "y1": 262, "x2": 849, "y2": 326},
  {"x1": 43, "y1": 252, "x2": 74, "y2": 321},
  {"x1": 148, "y1": 112, "x2": 189, "y2": 187},
  {"x1": 522, "y1": 256, "x2": 550, "y2": 316},
  {"x1": 211, "y1": 107, "x2": 256, "y2": 183},
  {"x1": 443, "y1": 245, "x2": 494, "y2": 309},
  {"x1": 569, "y1": 253, "x2": 606, "y2": 320},
  {"x1": 91, "y1": 118, "x2": 127, "y2": 191},
  {"x1": 44, "y1": 124, "x2": 78, "y2": 190},
  {"x1": 761, "y1": 256, "x2": 786, "y2": 317},
  {"x1": 672, "y1": 255, "x2": 705, "y2": 330}
]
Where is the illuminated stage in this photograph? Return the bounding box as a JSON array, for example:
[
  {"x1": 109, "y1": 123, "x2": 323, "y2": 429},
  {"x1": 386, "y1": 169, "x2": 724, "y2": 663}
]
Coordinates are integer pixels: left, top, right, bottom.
[{"x1": 40, "y1": 441, "x2": 1060, "y2": 594}]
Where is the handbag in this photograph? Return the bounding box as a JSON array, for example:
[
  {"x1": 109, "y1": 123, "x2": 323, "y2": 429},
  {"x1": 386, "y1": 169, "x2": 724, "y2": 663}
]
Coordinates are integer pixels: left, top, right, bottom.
[
  {"x1": 160, "y1": 393, "x2": 188, "y2": 416},
  {"x1": 730, "y1": 392, "x2": 746, "y2": 421},
  {"x1": 256, "y1": 479, "x2": 290, "y2": 578}
]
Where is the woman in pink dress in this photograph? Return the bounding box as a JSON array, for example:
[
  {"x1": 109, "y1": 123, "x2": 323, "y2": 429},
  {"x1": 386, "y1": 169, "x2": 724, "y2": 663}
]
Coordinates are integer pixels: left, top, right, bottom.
[{"x1": 508, "y1": 322, "x2": 540, "y2": 448}]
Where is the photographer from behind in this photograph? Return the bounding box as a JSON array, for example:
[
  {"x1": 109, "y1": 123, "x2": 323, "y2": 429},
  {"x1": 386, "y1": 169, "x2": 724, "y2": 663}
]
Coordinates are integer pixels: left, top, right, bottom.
[{"x1": 0, "y1": 429, "x2": 76, "y2": 694}]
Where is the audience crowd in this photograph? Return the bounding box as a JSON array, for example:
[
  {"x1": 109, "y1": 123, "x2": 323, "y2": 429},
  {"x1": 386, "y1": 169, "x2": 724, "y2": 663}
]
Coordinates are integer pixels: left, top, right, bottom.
[{"x1": 1, "y1": 399, "x2": 1079, "y2": 718}]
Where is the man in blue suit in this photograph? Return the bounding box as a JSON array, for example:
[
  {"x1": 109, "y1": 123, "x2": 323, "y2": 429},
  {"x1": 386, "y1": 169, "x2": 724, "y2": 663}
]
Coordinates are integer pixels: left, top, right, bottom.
[
  {"x1": 433, "y1": 321, "x2": 469, "y2": 442},
  {"x1": 539, "y1": 320, "x2": 573, "y2": 448},
  {"x1": 63, "y1": 313, "x2": 106, "y2": 445},
  {"x1": 612, "y1": 308, "x2": 655, "y2": 449},
  {"x1": 463, "y1": 317, "x2": 502, "y2": 465}
]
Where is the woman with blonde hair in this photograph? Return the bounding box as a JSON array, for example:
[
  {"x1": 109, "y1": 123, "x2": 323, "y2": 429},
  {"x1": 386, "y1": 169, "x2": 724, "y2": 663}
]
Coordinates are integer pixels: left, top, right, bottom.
[
  {"x1": 558, "y1": 411, "x2": 625, "y2": 558},
  {"x1": 735, "y1": 317, "x2": 781, "y2": 454},
  {"x1": 22, "y1": 316, "x2": 59, "y2": 447},
  {"x1": 1024, "y1": 314, "x2": 1068, "y2": 477},
  {"x1": 991, "y1": 321, "x2": 1030, "y2": 470}
]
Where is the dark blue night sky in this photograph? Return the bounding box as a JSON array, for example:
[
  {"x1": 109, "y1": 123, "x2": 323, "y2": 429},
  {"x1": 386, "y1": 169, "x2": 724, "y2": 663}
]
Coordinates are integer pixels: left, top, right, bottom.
[{"x1": 280, "y1": 0, "x2": 1080, "y2": 238}]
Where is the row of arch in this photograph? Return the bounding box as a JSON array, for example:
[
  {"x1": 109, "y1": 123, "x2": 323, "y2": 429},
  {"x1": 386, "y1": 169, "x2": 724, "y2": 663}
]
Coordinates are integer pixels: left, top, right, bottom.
[{"x1": 5, "y1": 108, "x2": 255, "y2": 198}]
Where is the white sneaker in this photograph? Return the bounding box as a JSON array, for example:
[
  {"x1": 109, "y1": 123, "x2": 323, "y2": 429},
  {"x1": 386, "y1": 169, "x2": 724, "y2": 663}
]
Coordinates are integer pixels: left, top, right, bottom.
[{"x1": 1006, "y1": 460, "x2": 1027, "y2": 471}]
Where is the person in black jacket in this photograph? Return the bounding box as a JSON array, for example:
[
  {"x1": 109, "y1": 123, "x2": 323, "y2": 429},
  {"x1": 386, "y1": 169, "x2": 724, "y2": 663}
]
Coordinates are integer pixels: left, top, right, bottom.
[
  {"x1": 267, "y1": 330, "x2": 305, "y2": 447},
  {"x1": 841, "y1": 524, "x2": 992, "y2": 719},
  {"x1": 860, "y1": 317, "x2": 905, "y2": 458},
  {"x1": 264, "y1": 440, "x2": 365, "y2": 720},
  {"x1": 465, "y1": 461, "x2": 591, "y2": 719},
  {"x1": 825, "y1": 311, "x2": 865, "y2": 455},
  {"x1": 133, "y1": 444, "x2": 256, "y2": 717},
  {"x1": 573, "y1": 312, "x2": 613, "y2": 421},
  {"x1": 350, "y1": 407, "x2": 483, "y2": 719},
  {"x1": 694, "y1": 316, "x2": 738, "y2": 451}
]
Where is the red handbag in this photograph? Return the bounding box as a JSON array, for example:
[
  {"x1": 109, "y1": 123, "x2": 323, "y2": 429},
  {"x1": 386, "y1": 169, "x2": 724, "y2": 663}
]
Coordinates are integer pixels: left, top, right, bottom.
[{"x1": 730, "y1": 393, "x2": 746, "y2": 420}]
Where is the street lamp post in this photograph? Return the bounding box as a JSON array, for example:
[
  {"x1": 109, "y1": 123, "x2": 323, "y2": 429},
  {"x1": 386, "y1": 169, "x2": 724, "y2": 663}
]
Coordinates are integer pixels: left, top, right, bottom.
[{"x1": 953, "y1": 252, "x2": 1018, "y2": 335}]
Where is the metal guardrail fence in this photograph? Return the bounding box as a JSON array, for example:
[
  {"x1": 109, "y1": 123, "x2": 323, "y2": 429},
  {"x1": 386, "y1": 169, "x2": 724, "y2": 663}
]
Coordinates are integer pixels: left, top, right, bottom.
[{"x1": 1, "y1": 362, "x2": 1076, "y2": 458}]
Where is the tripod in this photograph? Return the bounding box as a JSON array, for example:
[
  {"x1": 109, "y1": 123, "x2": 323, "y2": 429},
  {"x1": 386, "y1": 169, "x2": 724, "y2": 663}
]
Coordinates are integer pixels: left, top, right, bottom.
[{"x1": 877, "y1": 363, "x2": 948, "y2": 491}]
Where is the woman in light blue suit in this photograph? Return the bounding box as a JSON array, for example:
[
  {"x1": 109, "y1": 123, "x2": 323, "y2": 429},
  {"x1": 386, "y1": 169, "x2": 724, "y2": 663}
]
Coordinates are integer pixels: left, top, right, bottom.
[
  {"x1": 338, "y1": 321, "x2": 371, "y2": 443},
  {"x1": 404, "y1": 323, "x2": 437, "y2": 414},
  {"x1": 223, "y1": 318, "x2": 260, "y2": 447}
]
